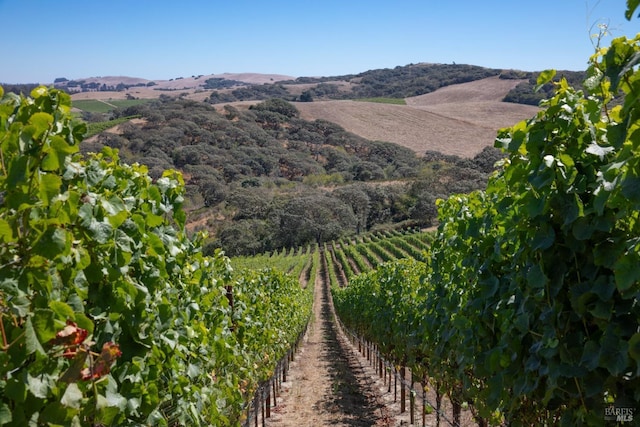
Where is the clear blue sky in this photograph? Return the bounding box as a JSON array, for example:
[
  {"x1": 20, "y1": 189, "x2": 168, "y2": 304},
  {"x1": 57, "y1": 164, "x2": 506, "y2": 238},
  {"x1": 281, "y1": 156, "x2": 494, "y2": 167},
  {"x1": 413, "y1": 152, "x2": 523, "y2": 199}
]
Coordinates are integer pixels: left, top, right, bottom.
[{"x1": 0, "y1": 0, "x2": 637, "y2": 83}]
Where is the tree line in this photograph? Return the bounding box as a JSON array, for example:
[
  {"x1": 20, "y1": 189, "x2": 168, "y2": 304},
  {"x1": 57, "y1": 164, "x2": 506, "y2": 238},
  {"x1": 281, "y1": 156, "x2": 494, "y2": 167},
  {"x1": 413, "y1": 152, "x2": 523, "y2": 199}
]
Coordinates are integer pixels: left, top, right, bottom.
[{"x1": 204, "y1": 63, "x2": 587, "y2": 105}]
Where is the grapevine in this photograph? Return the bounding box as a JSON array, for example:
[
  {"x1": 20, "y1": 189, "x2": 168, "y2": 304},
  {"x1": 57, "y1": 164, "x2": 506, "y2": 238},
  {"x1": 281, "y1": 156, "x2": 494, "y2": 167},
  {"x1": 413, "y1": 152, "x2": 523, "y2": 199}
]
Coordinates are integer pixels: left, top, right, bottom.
[
  {"x1": 333, "y1": 8, "x2": 640, "y2": 425},
  {"x1": 0, "y1": 86, "x2": 311, "y2": 426}
]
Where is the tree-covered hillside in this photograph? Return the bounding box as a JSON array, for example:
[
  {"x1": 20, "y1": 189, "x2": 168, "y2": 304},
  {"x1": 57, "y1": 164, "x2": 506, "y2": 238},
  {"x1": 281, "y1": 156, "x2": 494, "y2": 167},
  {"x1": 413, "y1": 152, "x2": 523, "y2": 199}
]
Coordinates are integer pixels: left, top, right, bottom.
[
  {"x1": 208, "y1": 63, "x2": 503, "y2": 103},
  {"x1": 204, "y1": 62, "x2": 587, "y2": 105},
  {"x1": 84, "y1": 97, "x2": 501, "y2": 255}
]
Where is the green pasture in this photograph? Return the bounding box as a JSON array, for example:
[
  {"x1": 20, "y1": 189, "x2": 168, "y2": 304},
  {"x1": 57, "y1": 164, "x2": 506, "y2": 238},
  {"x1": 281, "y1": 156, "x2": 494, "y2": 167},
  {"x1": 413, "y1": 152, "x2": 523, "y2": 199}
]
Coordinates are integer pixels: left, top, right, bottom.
[
  {"x1": 355, "y1": 97, "x2": 406, "y2": 105},
  {"x1": 85, "y1": 115, "x2": 140, "y2": 138},
  {"x1": 72, "y1": 98, "x2": 150, "y2": 113}
]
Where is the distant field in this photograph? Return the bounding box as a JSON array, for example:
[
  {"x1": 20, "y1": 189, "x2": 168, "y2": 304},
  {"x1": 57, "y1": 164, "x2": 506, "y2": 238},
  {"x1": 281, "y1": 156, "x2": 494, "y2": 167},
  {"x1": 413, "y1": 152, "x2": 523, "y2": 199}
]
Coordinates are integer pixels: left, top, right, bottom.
[
  {"x1": 296, "y1": 77, "x2": 539, "y2": 158},
  {"x1": 72, "y1": 99, "x2": 114, "y2": 113},
  {"x1": 355, "y1": 97, "x2": 406, "y2": 105},
  {"x1": 109, "y1": 99, "x2": 150, "y2": 109},
  {"x1": 85, "y1": 116, "x2": 141, "y2": 138},
  {"x1": 72, "y1": 98, "x2": 150, "y2": 113}
]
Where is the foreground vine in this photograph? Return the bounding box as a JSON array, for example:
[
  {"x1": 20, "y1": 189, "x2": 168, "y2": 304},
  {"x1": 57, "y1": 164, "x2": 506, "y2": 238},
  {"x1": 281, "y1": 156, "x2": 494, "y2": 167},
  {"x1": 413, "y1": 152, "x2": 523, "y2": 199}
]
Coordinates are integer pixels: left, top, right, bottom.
[
  {"x1": 334, "y1": 7, "x2": 640, "y2": 426},
  {"x1": 0, "y1": 86, "x2": 311, "y2": 426}
]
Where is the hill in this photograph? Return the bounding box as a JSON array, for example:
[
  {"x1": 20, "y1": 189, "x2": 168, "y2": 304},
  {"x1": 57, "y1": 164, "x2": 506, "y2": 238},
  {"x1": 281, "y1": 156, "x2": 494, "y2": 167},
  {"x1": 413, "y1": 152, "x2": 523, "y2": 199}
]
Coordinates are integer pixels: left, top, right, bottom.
[
  {"x1": 294, "y1": 76, "x2": 539, "y2": 157},
  {"x1": 59, "y1": 63, "x2": 563, "y2": 254},
  {"x1": 56, "y1": 72, "x2": 295, "y2": 100},
  {"x1": 81, "y1": 96, "x2": 503, "y2": 255},
  {"x1": 69, "y1": 67, "x2": 541, "y2": 158}
]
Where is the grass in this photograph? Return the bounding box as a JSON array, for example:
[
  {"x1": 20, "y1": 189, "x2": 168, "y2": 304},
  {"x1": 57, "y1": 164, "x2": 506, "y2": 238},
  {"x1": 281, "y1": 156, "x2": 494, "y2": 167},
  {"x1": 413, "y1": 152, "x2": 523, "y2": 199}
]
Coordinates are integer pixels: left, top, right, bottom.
[
  {"x1": 109, "y1": 99, "x2": 151, "y2": 109},
  {"x1": 354, "y1": 97, "x2": 406, "y2": 105},
  {"x1": 72, "y1": 99, "x2": 114, "y2": 113},
  {"x1": 85, "y1": 115, "x2": 141, "y2": 138},
  {"x1": 73, "y1": 98, "x2": 151, "y2": 113}
]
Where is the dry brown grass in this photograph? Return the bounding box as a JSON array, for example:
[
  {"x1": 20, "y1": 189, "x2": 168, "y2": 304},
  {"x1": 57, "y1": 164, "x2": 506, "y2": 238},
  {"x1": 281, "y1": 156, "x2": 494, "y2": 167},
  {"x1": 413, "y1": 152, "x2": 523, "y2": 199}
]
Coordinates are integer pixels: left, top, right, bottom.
[
  {"x1": 69, "y1": 73, "x2": 294, "y2": 101},
  {"x1": 296, "y1": 76, "x2": 539, "y2": 158}
]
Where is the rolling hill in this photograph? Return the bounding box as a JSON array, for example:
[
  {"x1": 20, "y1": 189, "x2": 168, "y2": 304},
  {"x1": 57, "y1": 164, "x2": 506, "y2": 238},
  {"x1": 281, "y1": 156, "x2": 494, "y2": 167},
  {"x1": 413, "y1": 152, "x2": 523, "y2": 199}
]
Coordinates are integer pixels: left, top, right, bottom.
[
  {"x1": 68, "y1": 69, "x2": 540, "y2": 158},
  {"x1": 62, "y1": 63, "x2": 552, "y2": 255},
  {"x1": 294, "y1": 76, "x2": 538, "y2": 157},
  {"x1": 295, "y1": 77, "x2": 538, "y2": 157}
]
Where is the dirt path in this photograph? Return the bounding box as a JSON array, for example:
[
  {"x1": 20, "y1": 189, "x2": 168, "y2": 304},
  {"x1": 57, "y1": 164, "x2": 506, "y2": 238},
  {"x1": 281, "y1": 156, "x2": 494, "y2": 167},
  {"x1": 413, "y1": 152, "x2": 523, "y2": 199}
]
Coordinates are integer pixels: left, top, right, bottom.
[
  {"x1": 262, "y1": 248, "x2": 479, "y2": 427},
  {"x1": 266, "y1": 252, "x2": 391, "y2": 426}
]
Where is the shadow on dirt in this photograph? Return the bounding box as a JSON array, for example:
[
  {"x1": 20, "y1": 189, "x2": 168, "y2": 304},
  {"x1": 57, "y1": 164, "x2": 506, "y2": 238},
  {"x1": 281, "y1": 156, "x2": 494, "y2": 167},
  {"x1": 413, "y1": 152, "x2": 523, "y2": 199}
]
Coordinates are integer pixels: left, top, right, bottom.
[{"x1": 319, "y1": 278, "x2": 386, "y2": 426}]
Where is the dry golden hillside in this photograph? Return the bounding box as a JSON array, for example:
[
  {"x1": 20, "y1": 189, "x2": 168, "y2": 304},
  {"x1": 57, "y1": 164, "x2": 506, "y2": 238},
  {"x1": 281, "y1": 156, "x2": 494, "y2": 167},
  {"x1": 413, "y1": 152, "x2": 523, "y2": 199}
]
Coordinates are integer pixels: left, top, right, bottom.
[
  {"x1": 295, "y1": 76, "x2": 539, "y2": 158},
  {"x1": 69, "y1": 73, "x2": 294, "y2": 100}
]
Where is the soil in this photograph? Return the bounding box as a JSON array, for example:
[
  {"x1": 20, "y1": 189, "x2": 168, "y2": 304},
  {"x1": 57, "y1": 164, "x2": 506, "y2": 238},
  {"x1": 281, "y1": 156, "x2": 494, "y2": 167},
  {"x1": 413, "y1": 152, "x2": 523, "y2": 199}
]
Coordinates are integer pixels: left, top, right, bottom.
[
  {"x1": 265, "y1": 256, "x2": 389, "y2": 426},
  {"x1": 262, "y1": 251, "x2": 477, "y2": 427},
  {"x1": 294, "y1": 76, "x2": 539, "y2": 158}
]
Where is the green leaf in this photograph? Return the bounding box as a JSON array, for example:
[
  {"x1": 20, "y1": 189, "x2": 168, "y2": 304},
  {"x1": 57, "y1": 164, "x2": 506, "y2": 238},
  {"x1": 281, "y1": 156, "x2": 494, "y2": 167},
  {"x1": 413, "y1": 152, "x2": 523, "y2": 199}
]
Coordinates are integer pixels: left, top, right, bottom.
[
  {"x1": 147, "y1": 232, "x2": 165, "y2": 256},
  {"x1": 621, "y1": 172, "x2": 640, "y2": 203},
  {"x1": 27, "y1": 373, "x2": 52, "y2": 398},
  {"x1": 572, "y1": 217, "x2": 594, "y2": 240},
  {"x1": 88, "y1": 218, "x2": 113, "y2": 244},
  {"x1": 525, "y1": 194, "x2": 545, "y2": 218},
  {"x1": 614, "y1": 252, "x2": 640, "y2": 292},
  {"x1": 30, "y1": 86, "x2": 48, "y2": 98},
  {"x1": 38, "y1": 173, "x2": 62, "y2": 207},
  {"x1": 0, "y1": 219, "x2": 13, "y2": 242},
  {"x1": 7, "y1": 155, "x2": 28, "y2": 188},
  {"x1": 52, "y1": 133, "x2": 77, "y2": 155},
  {"x1": 187, "y1": 363, "x2": 201, "y2": 379},
  {"x1": 600, "y1": 330, "x2": 629, "y2": 376},
  {"x1": 33, "y1": 227, "x2": 69, "y2": 259},
  {"x1": 105, "y1": 389, "x2": 127, "y2": 412},
  {"x1": 32, "y1": 309, "x2": 57, "y2": 343},
  {"x1": 527, "y1": 264, "x2": 547, "y2": 289},
  {"x1": 40, "y1": 401, "x2": 78, "y2": 424},
  {"x1": 101, "y1": 195, "x2": 125, "y2": 216},
  {"x1": 145, "y1": 212, "x2": 164, "y2": 228},
  {"x1": 25, "y1": 317, "x2": 46, "y2": 356},
  {"x1": 49, "y1": 301, "x2": 75, "y2": 320},
  {"x1": 5, "y1": 376, "x2": 27, "y2": 403},
  {"x1": 73, "y1": 313, "x2": 94, "y2": 334},
  {"x1": 531, "y1": 223, "x2": 555, "y2": 251},
  {"x1": 72, "y1": 245, "x2": 91, "y2": 270},
  {"x1": 28, "y1": 112, "x2": 53, "y2": 136},
  {"x1": 41, "y1": 135, "x2": 77, "y2": 172},
  {"x1": 626, "y1": 1, "x2": 640, "y2": 20},
  {"x1": 72, "y1": 122, "x2": 87, "y2": 143},
  {"x1": 535, "y1": 69, "x2": 556, "y2": 91},
  {"x1": 174, "y1": 208, "x2": 187, "y2": 228},
  {"x1": 96, "y1": 402, "x2": 121, "y2": 426},
  {"x1": 604, "y1": 37, "x2": 635, "y2": 91},
  {"x1": 108, "y1": 210, "x2": 129, "y2": 228},
  {"x1": 0, "y1": 403, "x2": 12, "y2": 425},
  {"x1": 585, "y1": 142, "x2": 614, "y2": 160},
  {"x1": 41, "y1": 151, "x2": 60, "y2": 171},
  {"x1": 61, "y1": 383, "x2": 83, "y2": 409},
  {"x1": 591, "y1": 276, "x2": 615, "y2": 301}
]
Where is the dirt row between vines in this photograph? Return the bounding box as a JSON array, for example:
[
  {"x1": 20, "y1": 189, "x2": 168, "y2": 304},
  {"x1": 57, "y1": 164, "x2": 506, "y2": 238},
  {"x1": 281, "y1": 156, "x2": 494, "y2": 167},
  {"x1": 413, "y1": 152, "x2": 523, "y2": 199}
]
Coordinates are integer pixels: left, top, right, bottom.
[{"x1": 264, "y1": 251, "x2": 476, "y2": 427}]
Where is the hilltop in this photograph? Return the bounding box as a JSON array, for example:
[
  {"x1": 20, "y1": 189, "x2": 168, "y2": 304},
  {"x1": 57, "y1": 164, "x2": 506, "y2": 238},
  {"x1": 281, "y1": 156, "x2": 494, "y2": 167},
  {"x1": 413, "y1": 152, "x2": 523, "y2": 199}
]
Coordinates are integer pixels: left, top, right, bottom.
[{"x1": 59, "y1": 72, "x2": 295, "y2": 100}]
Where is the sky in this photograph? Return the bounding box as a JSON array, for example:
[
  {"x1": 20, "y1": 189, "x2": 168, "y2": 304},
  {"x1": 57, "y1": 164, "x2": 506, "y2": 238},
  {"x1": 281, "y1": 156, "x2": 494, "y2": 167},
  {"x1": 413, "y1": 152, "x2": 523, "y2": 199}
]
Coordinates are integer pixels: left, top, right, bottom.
[{"x1": 0, "y1": 0, "x2": 637, "y2": 84}]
